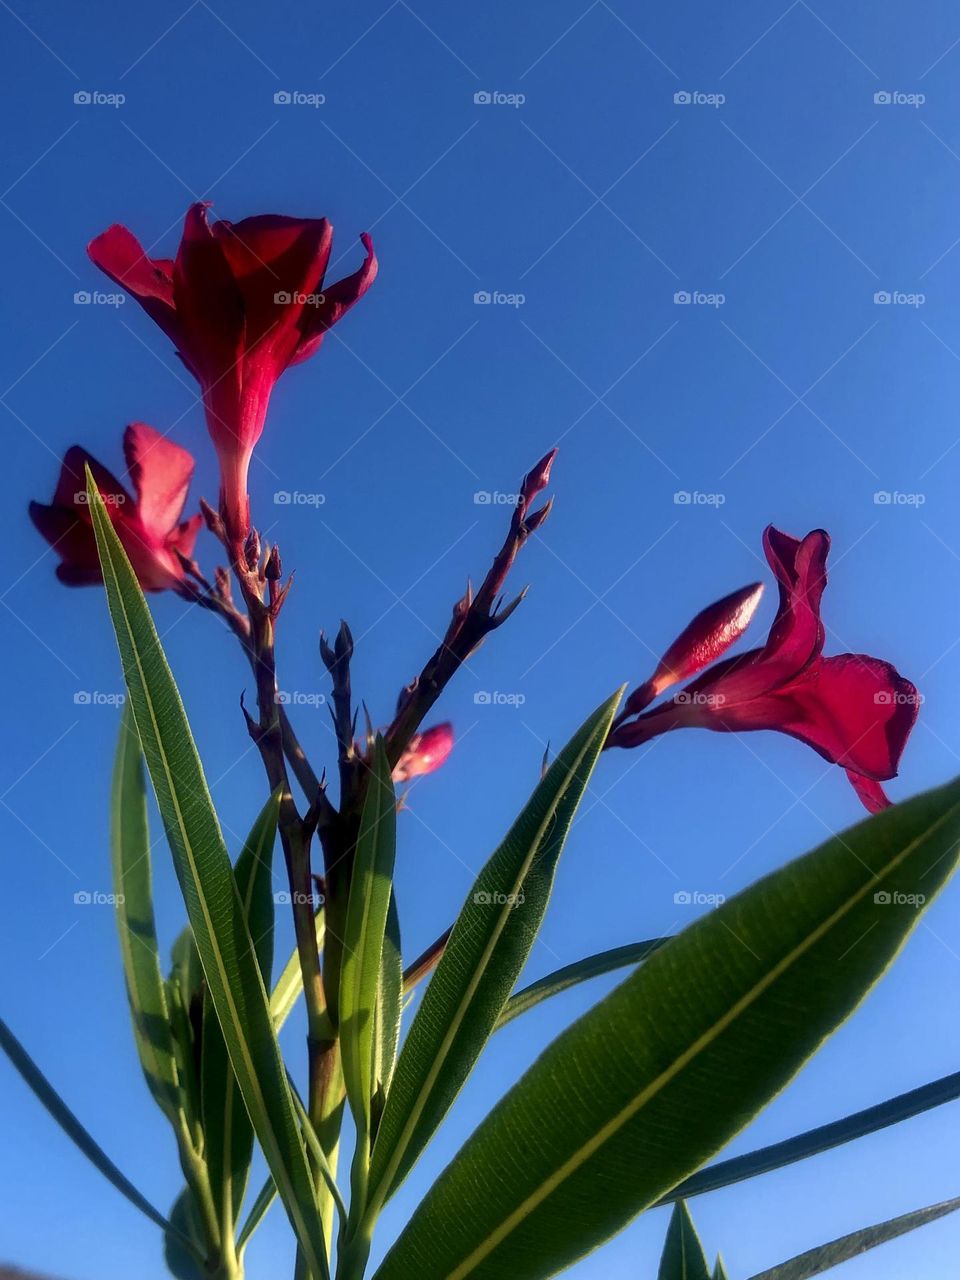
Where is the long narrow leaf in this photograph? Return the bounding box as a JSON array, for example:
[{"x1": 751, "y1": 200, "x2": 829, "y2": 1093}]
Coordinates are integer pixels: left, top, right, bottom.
[
  {"x1": 748, "y1": 1193, "x2": 960, "y2": 1280},
  {"x1": 86, "y1": 470, "x2": 329, "y2": 1280},
  {"x1": 661, "y1": 1068, "x2": 960, "y2": 1204},
  {"x1": 202, "y1": 790, "x2": 281, "y2": 1225},
  {"x1": 367, "y1": 689, "x2": 622, "y2": 1212},
  {"x1": 340, "y1": 738, "x2": 397, "y2": 1143},
  {"x1": 658, "y1": 1202, "x2": 710, "y2": 1280},
  {"x1": 713, "y1": 1258, "x2": 729, "y2": 1280},
  {"x1": 374, "y1": 772, "x2": 960, "y2": 1280},
  {"x1": 0, "y1": 1015, "x2": 194, "y2": 1253},
  {"x1": 376, "y1": 892, "x2": 403, "y2": 1100},
  {"x1": 111, "y1": 702, "x2": 182, "y2": 1123},
  {"x1": 497, "y1": 938, "x2": 669, "y2": 1029}
]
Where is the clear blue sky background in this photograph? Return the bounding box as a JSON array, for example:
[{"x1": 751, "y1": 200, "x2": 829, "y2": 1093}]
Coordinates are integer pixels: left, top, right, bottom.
[{"x1": 2, "y1": 2, "x2": 960, "y2": 1277}]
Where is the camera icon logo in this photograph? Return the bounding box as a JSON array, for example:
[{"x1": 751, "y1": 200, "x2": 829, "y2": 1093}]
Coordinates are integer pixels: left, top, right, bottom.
[
  {"x1": 274, "y1": 291, "x2": 292, "y2": 304},
  {"x1": 74, "y1": 290, "x2": 91, "y2": 304},
  {"x1": 474, "y1": 91, "x2": 492, "y2": 105},
  {"x1": 74, "y1": 91, "x2": 92, "y2": 105},
  {"x1": 673, "y1": 890, "x2": 692, "y2": 904},
  {"x1": 274, "y1": 490, "x2": 292, "y2": 504},
  {"x1": 74, "y1": 891, "x2": 92, "y2": 904},
  {"x1": 274, "y1": 91, "x2": 292, "y2": 105},
  {"x1": 73, "y1": 691, "x2": 91, "y2": 705},
  {"x1": 874, "y1": 890, "x2": 892, "y2": 905},
  {"x1": 673, "y1": 290, "x2": 691, "y2": 304},
  {"x1": 473, "y1": 290, "x2": 492, "y2": 304},
  {"x1": 473, "y1": 890, "x2": 492, "y2": 904},
  {"x1": 474, "y1": 691, "x2": 492, "y2": 704},
  {"x1": 874, "y1": 91, "x2": 892, "y2": 105},
  {"x1": 673, "y1": 91, "x2": 692, "y2": 105},
  {"x1": 873, "y1": 290, "x2": 891, "y2": 304}
]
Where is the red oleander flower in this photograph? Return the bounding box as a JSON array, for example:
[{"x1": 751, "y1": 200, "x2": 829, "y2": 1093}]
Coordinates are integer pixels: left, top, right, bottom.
[
  {"x1": 608, "y1": 526, "x2": 919, "y2": 810},
  {"x1": 393, "y1": 723, "x2": 455, "y2": 783},
  {"x1": 29, "y1": 423, "x2": 201, "y2": 593},
  {"x1": 88, "y1": 203, "x2": 377, "y2": 544}
]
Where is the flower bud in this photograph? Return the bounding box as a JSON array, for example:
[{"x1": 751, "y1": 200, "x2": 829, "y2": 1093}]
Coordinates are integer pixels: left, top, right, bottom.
[{"x1": 392, "y1": 722, "x2": 454, "y2": 783}]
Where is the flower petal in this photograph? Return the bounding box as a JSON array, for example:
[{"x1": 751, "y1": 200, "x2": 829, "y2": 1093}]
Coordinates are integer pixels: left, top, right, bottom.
[
  {"x1": 87, "y1": 224, "x2": 180, "y2": 343},
  {"x1": 845, "y1": 770, "x2": 892, "y2": 813},
  {"x1": 762, "y1": 526, "x2": 829, "y2": 671},
  {"x1": 696, "y1": 653, "x2": 917, "y2": 780},
  {"x1": 213, "y1": 213, "x2": 333, "y2": 356},
  {"x1": 293, "y1": 232, "x2": 378, "y2": 363},
  {"x1": 172, "y1": 203, "x2": 245, "y2": 381},
  {"x1": 123, "y1": 422, "x2": 195, "y2": 539}
]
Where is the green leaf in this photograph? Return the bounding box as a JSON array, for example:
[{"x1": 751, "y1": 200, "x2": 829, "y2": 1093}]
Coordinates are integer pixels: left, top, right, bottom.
[
  {"x1": 373, "y1": 773, "x2": 960, "y2": 1280},
  {"x1": 0, "y1": 1015, "x2": 195, "y2": 1254},
  {"x1": 748, "y1": 1193, "x2": 960, "y2": 1280},
  {"x1": 367, "y1": 689, "x2": 622, "y2": 1214},
  {"x1": 497, "y1": 938, "x2": 669, "y2": 1029},
  {"x1": 86, "y1": 468, "x2": 329, "y2": 1280},
  {"x1": 340, "y1": 737, "x2": 397, "y2": 1147},
  {"x1": 713, "y1": 1257, "x2": 730, "y2": 1280},
  {"x1": 237, "y1": 1172, "x2": 278, "y2": 1255},
  {"x1": 658, "y1": 1202, "x2": 710, "y2": 1280},
  {"x1": 202, "y1": 789, "x2": 281, "y2": 1226},
  {"x1": 110, "y1": 702, "x2": 182, "y2": 1123},
  {"x1": 235, "y1": 904, "x2": 329, "y2": 1256},
  {"x1": 376, "y1": 892, "x2": 403, "y2": 1103},
  {"x1": 662, "y1": 1068, "x2": 960, "y2": 1205}
]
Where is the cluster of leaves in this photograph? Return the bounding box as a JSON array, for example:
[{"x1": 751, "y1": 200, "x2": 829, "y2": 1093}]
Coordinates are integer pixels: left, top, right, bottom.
[{"x1": 3, "y1": 475, "x2": 960, "y2": 1280}]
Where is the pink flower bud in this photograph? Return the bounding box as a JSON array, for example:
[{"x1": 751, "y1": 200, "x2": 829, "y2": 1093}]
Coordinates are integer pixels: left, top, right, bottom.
[{"x1": 392, "y1": 722, "x2": 454, "y2": 782}]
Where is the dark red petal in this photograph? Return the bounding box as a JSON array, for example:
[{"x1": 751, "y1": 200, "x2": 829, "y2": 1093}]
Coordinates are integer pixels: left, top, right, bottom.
[
  {"x1": 846, "y1": 770, "x2": 892, "y2": 813},
  {"x1": 392, "y1": 722, "x2": 454, "y2": 782},
  {"x1": 712, "y1": 653, "x2": 918, "y2": 780},
  {"x1": 172, "y1": 203, "x2": 245, "y2": 381},
  {"x1": 29, "y1": 448, "x2": 130, "y2": 585},
  {"x1": 29, "y1": 499, "x2": 101, "y2": 581},
  {"x1": 170, "y1": 512, "x2": 203, "y2": 561},
  {"x1": 212, "y1": 214, "x2": 333, "y2": 361},
  {"x1": 123, "y1": 423, "x2": 195, "y2": 539},
  {"x1": 292, "y1": 233, "x2": 378, "y2": 363},
  {"x1": 762, "y1": 526, "x2": 829, "y2": 671},
  {"x1": 87, "y1": 224, "x2": 180, "y2": 343},
  {"x1": 52, "y1": 446, "x2": 127, "y2": 511}
]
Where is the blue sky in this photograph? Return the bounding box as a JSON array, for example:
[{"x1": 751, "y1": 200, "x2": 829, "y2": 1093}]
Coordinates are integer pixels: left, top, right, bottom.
[{"x1": 2, "y1": 1, "x2": 960, "y2": 1277}]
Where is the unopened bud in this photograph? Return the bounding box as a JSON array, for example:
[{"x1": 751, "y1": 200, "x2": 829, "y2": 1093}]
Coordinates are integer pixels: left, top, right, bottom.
[
  {"x1": 335, "y1": 619, "x2": 354, "y2": 664},
  {"x1": 520, "y1": 447, "x2": 558, "y2": 507},
  {"x1": 200, "y1": 497, "x2": 224, "y2": 538},
  {"x1": 523, "y1": 497, "x2": 554, "y2": 536},
  {"x1": 625, "y1": 582, "x2": 764, "y2": 717},
  {"x1": 392, "y1": 723, "x2": 455, "y2": 783},
  {"x1": 265, "y1": 544, "x2": 282, "y2": 581},
  {"x1": 243, "y1": 529, "x2": 261, "y2": 571}
]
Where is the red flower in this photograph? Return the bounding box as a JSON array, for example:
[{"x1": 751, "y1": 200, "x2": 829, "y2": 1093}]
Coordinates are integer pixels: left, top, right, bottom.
[
  {"x1": 88, "y1": 203, "x2": 377, "y2": 543},
  {"x1": 30, "y1": 424, "x2": 201, "y2": 593},
  {"x1": 393, "y1": 723, "x2": 455, "y2": 783},
  {"x1": 607, "y1": 527, "x2": 918, "y2": 809}
]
